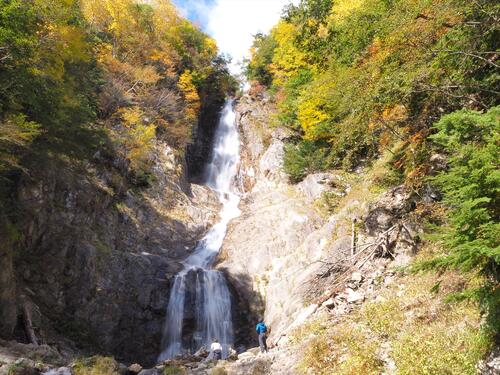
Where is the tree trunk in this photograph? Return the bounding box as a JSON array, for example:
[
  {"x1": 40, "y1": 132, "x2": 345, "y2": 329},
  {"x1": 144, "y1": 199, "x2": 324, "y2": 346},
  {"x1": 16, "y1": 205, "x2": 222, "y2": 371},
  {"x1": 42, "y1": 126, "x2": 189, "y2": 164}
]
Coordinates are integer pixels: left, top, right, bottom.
[
  {"x1": 351, "y1": 219, "x2": 357, "y2": 256},
  {"x1": 22, "y1": 300, "x2": 38, "y2": 346}
]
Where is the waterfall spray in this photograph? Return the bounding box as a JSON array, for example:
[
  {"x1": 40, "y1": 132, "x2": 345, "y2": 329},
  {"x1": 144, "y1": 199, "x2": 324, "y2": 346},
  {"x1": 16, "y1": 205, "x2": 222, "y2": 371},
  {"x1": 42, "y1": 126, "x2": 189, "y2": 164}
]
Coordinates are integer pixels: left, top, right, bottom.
[{"x1": 158, "y1": 100, "x2": 240, "y2": 360}]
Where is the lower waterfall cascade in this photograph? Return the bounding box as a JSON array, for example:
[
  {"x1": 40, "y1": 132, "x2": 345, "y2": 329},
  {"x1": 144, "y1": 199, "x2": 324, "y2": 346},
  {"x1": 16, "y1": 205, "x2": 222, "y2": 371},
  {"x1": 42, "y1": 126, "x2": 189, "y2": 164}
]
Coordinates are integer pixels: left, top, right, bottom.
[{"x1": 158, "y1": 100, "x2": 241, "y2": 360}]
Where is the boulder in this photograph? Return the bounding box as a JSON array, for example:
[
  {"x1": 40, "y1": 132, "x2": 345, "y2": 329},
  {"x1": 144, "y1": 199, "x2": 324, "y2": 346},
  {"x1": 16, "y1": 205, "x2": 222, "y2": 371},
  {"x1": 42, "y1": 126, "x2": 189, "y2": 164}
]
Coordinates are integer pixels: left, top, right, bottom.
[
  {"x1": 194, "y1": 346, "x2": 209, "y2": 358},
  {"x1": 351, "y1": 272, "x2": 363, "y2": 283},
  {"x1": 137, "y1": 369, "x2": 158, "y2": 375},
  {"x1": 117, "y1": 364, "x2": 128, "y2": 375},
  {"x1": 128, "y1": 364, "x2": 142, "y2": 374},
  {"x1": 259, "y1": 140, "x2": 286, "y2": 181},
  {"x1": 321, "y1": 298, "x2": 336, "y2": 309},
  {"x1": 345, "y1": 289, "x2": 365, "y2": 304},
  {"x1": 236, "y1": 352, "x2": 255, "y2": 362},
  {"x1": 479, "y1": 347, "x2": 500, "y2": 375},
  {"x1": 364, "y1": 186, "x2": 416, "y2": 235},
  {"x1": 227, "y1": 348, "x2": 238, "y2": 361},
  {"x1": 43, "y1": 368, "x2": 72, "y2": 375},
  {"x1": 429, "y1": 153, "x2": 448, "y2": 172},
  {"x1": 421, "y1": 184, "x2": 441, "y2": 203},
  {"x1": 287, "y1": 304, "x2": 319, "y2": 332},
  {"x1": 6, "y1": 359, "x2": 37, "y2": 375},
  {"x1": 298, "y1": 172, "x2": 351, "y2": 203}
]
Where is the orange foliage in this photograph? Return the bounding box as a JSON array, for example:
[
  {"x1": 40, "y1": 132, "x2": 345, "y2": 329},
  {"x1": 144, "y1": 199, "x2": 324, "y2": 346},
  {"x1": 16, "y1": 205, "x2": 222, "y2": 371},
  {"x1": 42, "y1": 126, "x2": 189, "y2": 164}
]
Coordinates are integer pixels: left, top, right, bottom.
[{"x1": 248, "y1": 81, "x2": 266, "y2": 97}]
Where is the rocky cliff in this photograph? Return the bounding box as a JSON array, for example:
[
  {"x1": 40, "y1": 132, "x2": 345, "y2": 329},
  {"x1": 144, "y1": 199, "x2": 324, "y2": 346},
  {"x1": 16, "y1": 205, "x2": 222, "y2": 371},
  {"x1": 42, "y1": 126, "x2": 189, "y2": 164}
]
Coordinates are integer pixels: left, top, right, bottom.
[
  {"x1": 0, "y1": 138, "x2": 220, "y2": 366},
  {"x1": 203, "y1": 92, "x2": 497, "y2": 375},
  {"x1": 212, "y1": 93, "x2": 426, "y2": 373}
]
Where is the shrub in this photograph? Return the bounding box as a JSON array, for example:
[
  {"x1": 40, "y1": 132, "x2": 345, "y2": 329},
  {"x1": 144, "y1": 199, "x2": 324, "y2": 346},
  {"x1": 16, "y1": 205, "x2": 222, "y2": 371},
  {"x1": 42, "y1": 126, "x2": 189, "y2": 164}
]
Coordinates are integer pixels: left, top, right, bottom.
[
  {"x1": 415, "y1": 106, "x2": 500, "y2": 334},
  {"x1": 283, "y1": 140, "x2": 330, "y2": 183},
  {"x1": 0, "y1": 114, "x2": 40, "y2": 171},
  {"x1": 245, "y1": 33, "x2": 277, "y2": 87},
  {"x1": 73, "y1": 356, "x2": 119, "y2": 375},
  {"x1": 246, "y1": 0, "x2": 498, "y2": 180},
  {"x1": 299, "y1": 324, "x2": 384, "y2": 375},
  {"x1": 297, "y1": 251, "x2": 491, "y2": 375},
  {"x1": 393, "y1": 322, "x2": 490, "y2": 375},
  {"x1": 210, "y1": 368, "x2": 227, "y2": 375}
]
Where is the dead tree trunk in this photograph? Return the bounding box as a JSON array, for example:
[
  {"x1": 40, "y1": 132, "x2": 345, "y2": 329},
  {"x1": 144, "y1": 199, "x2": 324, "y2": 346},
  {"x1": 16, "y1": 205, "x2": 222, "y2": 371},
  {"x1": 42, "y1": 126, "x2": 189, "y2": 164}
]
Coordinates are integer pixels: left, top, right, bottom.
[
  {"x1": 351, "y1": 219, "x2": 357, "y2": 256},
  {"x1": 22, "y1": 300, "x2": 38, "y2": 346}
]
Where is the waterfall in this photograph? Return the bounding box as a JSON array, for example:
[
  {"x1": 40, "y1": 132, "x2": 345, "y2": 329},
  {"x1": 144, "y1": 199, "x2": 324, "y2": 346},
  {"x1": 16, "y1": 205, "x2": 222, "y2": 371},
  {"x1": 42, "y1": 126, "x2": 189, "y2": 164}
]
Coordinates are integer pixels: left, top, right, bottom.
[{"x1": 158, "y1": 100, "x2": 241, "y2": 361}]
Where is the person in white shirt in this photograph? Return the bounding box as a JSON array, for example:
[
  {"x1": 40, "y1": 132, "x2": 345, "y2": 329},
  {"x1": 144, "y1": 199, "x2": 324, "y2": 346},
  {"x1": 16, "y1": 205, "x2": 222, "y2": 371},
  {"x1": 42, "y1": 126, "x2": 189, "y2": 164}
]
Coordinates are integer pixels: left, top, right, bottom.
[{"x1": 210, "y1": 338, "x2": 222, "y2": 360}]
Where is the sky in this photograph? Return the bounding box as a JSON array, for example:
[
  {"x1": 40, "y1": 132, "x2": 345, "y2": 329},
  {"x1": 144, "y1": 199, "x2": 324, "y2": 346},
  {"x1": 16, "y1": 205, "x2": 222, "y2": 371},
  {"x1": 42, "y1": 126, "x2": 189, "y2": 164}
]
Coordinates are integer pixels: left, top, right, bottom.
[{"x1": 172, "y1": 0, "x2": 296, "y2": 74}]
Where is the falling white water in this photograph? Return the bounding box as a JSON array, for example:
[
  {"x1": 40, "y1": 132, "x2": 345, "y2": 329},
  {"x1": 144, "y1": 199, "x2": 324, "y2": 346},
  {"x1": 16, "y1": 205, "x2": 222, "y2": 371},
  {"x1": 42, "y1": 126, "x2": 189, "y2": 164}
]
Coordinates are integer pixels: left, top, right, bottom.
[{"x1": 159, "y1": 100, "x2": 240, "y2": 360}]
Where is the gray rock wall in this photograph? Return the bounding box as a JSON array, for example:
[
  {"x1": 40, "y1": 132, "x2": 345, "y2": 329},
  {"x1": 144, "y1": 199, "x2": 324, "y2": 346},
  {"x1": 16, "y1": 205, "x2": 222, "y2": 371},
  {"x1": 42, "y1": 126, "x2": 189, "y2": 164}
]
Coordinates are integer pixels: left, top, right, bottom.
[
  {"x1": 221, "y1": 94, "x2": 328, "y2": 343},
  {"x1": 220, "y1": 94, "x2": 422, "y2": 348},
  {"x1": 4, "y1": 141, "x2": 220, "y2": 366},
  {"x1": 0, "y1": 245, "x2": 16, "y2": 339}
]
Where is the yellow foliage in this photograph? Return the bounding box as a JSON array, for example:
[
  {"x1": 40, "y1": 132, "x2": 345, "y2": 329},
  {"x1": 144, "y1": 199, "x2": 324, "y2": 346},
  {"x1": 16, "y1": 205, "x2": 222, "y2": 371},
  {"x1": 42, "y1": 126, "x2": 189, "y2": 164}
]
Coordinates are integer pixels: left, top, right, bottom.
[
  {"x1": 178, "y1": 70, "x2": 200, "y2": 123},
  {"x1": 369, "y1": 104, "x2": 408, "y2": 131},
  {"x1": 120, "y1": 107, "x2": 144, "y2": 128},
  {"x1": 151, "y1": 0, "x2": 181, "y2": 32},
  {"x1": 297, "y1": 95, "x2": 330, "y2": 140},
  {"x1": 39, "y1": 24, "x2": 89, "y2": 81},
  {"x1": 270, "y1": 21, "x2": 310, "y2": 86},
  {"x1": 57, "y1": 25, "x2": 90, "y2": 62},
  {"x1": 204, "y1": 37, "x2": 218, "y2": 57},
  {"x1": 149, "y1": 49, "x2": 178, "y2": 76},
  {"x1": 329, "y1": 0, "x2": 366, "y2": 25},
  {"x1": 79, "y1": 0, "x2": 112, "y2": 30},
  {"x1": 132, "y1": 65, "x2": 161, "y2": 87},
  {"x1": 296, "y1": 75, "x2": 337, "y2": 140},
  {"x1": 25, "y1": 0, "x2": 91, "y2": 82},
  {"x1": 127, "y1": 123, "x2": 156, "y2": 167},
  {"x1": 367, "y1": 37, "x2": 391, "y2": 63},
  {"x1": 81, "y1": 0, "x2": 180, "y2": 63},
  {"x1": 118, "y1": 107, "x2": 156, "y2": 171}
]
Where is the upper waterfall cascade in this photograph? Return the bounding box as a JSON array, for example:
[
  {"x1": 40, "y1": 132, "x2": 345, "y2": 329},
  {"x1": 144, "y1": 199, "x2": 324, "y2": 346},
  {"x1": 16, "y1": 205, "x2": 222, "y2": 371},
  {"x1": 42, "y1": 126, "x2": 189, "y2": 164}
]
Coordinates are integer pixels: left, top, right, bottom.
[{"x1": 159, "y1": 100, "x2": 241, "y2": 360}]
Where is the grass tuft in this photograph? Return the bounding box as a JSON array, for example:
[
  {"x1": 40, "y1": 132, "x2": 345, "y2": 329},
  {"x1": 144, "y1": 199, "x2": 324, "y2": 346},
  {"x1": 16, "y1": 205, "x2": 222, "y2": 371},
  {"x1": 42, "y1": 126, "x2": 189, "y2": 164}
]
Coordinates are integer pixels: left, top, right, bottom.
[
  {"x1": 73, "y1": 356, "x2": 119, "y2": 375},
  {"x1": 296, "y1": 253, "x2": 492, "y2": 375},
  {"x1": 164, "y1": 366, "x2": 187, "y2": 375}
]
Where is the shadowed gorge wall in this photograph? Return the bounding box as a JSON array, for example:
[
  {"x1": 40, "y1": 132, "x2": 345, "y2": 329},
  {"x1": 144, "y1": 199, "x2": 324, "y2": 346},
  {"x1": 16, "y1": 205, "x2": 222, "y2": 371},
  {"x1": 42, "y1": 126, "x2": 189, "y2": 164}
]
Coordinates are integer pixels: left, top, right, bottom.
[
  {"x1": 8, "y1": 147, "x2": 220, "y2": 365},
  {"x1": 0, "y1": 0, "x2": 234, "y2": 366},
  {"x1": 186, "y1": 97, "x2": 225, "y2": 183}
]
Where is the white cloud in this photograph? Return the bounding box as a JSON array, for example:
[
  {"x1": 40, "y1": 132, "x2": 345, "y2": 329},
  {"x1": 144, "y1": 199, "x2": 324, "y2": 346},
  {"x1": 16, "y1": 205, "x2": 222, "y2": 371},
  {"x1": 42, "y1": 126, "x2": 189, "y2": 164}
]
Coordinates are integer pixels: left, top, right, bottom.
[
  {"x1": 206, "y1": 0, "x2": 296, "y2": 74},
  {"x1": 174, "y1": 0, "x2": 214, "y2": 29}
]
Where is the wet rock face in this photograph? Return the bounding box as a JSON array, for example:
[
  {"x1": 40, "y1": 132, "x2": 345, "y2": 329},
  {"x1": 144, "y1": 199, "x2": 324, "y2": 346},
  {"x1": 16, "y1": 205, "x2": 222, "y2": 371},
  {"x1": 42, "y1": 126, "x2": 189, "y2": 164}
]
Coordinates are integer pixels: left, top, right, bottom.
[
  {"x1": 179, "y1": 269, "x2": 200, "y2": 352},
  {"x1": 186, "y1": 97, "x2": 226, "y2": 183},
  {"x1": 222, "y1": 270, "x2": 259, "y2": 351},
  {"x1": 0, "y1": 246, "x2": 16, "y2": 339},
  {"x1": 4, "y1": 142, "x2": 220, "y2": 366}
]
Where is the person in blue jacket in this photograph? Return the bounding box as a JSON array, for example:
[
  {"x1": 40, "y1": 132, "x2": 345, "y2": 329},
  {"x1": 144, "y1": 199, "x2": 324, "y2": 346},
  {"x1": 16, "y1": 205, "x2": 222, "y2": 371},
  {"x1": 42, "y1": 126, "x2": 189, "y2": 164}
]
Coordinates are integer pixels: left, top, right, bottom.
[{"x1": 256, "y1": 318, "x2": 268, "y2": 353}]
